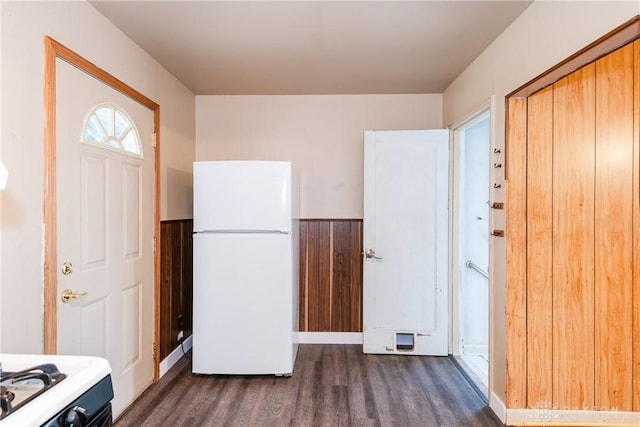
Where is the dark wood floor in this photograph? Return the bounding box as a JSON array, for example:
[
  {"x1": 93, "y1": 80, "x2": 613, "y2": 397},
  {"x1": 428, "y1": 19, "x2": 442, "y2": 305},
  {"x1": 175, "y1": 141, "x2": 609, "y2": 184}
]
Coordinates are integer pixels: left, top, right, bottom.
[{"x1": 115, "y1": 345, "x2": 505, "y2": 427}]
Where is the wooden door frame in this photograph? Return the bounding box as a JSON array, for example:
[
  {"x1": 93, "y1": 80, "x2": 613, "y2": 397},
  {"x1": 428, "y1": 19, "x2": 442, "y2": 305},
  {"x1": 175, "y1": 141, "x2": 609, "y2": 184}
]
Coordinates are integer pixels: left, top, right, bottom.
[
  {"x1": 504, "y1": 16, "x2": 640, "y2": 408},
  {"x1": 43, "y1": 36, "x2": 162, "y2": 380}
]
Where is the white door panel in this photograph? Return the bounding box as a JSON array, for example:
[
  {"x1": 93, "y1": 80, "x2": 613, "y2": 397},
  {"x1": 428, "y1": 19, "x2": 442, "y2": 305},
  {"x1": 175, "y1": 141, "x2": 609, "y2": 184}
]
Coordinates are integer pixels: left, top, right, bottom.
[
  {"x1": 363, "y1": 130, "x2": 449, "y2": 356},
  {"x1": 122, "y1": 162, "x2": 142, "y2": 259},
  {"x1": 56, "y1": 58, "x2": 154, "y2": 418},
  {"x1": 81, "y1": 154, "x2": 108, "y2": 269}
]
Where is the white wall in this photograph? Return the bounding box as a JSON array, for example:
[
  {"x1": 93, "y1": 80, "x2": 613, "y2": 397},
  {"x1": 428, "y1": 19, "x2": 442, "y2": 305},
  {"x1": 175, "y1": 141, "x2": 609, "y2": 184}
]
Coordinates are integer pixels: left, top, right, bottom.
[
  {"x1": 443, "y1": 0, "x2": 639, "y2": 409},
  {"x1": 196, "y1": 94, "x2": 442, "y2": 218},
  {"x1": 0, "y1": 1, "x2": 195, "y2": 353}
]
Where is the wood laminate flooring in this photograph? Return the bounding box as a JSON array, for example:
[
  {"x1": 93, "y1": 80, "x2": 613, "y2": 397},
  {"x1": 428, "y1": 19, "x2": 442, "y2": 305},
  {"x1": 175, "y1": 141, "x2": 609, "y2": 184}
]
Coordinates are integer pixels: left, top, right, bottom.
[{"x1": 115, "y1": 344, "x2": 506, "y2": 427}]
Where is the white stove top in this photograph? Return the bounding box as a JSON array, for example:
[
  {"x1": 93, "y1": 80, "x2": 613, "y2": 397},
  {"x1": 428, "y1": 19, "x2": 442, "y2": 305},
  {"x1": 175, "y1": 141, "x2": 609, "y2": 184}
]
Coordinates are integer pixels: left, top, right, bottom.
[{"x1": 0, "y1": 354, "x2": 111, "y2": 427}]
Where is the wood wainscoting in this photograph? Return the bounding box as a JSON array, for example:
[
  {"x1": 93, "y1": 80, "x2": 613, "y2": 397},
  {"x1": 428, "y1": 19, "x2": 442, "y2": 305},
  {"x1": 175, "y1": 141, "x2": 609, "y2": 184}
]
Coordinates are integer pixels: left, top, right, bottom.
[
  {"x1": 158, "y1": 218, "x2": 363, "y2": 361},
  {"x1": 299, "y1": 219, "x2": 363, "y2": 332},
  {"x1": 159, "y1": 219, "x2": 193, "y2": 361}
]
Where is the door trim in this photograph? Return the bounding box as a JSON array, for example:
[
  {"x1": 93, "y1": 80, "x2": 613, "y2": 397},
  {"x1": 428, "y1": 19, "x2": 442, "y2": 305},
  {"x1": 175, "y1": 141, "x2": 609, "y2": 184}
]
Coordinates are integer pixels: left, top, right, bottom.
[
  {"x1": 449, "y1": 100, "x2": 494, "y2": 401},
  {"x1": 43, "y1": 36, "x2": 162, "y2": 380},
  {"x1": 507, "y1": 15, "x2": 639, "y2": 99}
]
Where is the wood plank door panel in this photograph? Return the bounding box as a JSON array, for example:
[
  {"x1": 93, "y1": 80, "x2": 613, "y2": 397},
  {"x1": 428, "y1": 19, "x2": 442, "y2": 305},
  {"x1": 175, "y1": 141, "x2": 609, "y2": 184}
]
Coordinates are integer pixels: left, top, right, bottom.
[
  {"x1": 552, "y1": 63, "x2": 596, "y2": 409},
  {"x1": 634, "y1": 39, "x2": 640, "y2": 413},
  {"x1": 505, "y1": 97, "x2": 527, "y2": 408},
  {"x1": 594, "y1": 42, "x2": 634, "y2": 410},
  {"x1": 526, "y1": 86, "x2": 554, "y2": 408}
]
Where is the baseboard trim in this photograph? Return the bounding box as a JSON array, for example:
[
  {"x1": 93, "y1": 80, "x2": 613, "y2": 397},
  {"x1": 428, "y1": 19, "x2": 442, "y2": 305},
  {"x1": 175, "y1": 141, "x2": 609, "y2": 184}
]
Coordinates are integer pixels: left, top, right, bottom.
[
  {"x1": 295, "y1": 332, "x2": 362, "y2": 344},
  {"x1": 489, "y1": 392, "x2": 507, "y2": 424},
  {"x1": 506, "y1": 407, "x2": 640, "y2": 426},
  {"x1": 159, "y1": 335, "x2": 193, "y2": 378}
]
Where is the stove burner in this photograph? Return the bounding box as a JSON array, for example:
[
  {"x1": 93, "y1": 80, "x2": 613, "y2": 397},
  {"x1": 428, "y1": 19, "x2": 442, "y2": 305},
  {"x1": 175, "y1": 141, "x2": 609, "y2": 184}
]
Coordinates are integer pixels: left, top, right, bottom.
[
  {"x1": 0, "y1": 363, "x2": 66, "y2": 419},
  {"x1": 1, "y1": 385, "x2": 15, "y2": 401}
]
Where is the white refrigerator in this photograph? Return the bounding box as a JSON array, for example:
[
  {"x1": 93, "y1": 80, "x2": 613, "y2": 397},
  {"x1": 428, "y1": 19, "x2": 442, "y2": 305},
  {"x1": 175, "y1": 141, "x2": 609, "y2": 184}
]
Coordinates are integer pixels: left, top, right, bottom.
[{"x1": 192, "y1": 161, "x2": 299, "y2": 376}]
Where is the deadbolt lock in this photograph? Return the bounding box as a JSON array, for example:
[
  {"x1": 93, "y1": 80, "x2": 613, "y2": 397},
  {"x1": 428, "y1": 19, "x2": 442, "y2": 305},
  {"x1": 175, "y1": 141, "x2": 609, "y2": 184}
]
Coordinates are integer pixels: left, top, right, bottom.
[{"x1": 62, "y1": 261, "x2": 73, "y2": 275}]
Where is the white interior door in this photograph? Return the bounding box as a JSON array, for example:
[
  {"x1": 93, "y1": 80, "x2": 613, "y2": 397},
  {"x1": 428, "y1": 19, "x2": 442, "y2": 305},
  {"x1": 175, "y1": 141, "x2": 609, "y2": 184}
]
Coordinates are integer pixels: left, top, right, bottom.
[
  {"x1": 55, "y1": 58, "x2": 155, "y2": 418},
  {"x1": 363, "y1": 130, "x2": 449, "y2": 356}
]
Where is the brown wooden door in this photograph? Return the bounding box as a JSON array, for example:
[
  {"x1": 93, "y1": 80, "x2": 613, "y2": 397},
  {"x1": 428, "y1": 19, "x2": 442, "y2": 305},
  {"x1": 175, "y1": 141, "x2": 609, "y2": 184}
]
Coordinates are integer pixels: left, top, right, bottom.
[{"x1": 507, "y1": 41, "x2": 638, "y2": 411}]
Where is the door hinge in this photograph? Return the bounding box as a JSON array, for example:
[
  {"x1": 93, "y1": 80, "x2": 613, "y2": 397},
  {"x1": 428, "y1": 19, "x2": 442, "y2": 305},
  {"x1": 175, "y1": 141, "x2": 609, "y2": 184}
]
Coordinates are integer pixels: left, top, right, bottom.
[
  {"x1": 153, "y1": 236, "x2": 157, "y2": 254},
  {"x1": 153, "y1": 342, "x2": 157, "y2": 360},
  {"x1": 152, "y1": 132, "x2": 157, "y2": 148}
]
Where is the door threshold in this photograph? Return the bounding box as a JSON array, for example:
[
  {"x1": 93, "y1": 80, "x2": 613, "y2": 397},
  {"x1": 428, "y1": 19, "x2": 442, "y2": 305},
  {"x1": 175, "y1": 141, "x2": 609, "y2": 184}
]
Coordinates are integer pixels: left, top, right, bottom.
[{"x1": 450, "y1": 355, "x2": 488, "y2": 403}]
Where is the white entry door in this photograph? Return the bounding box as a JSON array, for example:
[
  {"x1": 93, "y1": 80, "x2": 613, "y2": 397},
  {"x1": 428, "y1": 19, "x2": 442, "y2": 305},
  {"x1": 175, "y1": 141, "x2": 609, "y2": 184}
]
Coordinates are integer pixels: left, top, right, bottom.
[
  {"x1": 55, "y1": 58, "x2": 155, "y2": 418},
  {"x1": 363, "y1": 130, "x2": 449, "y2": 356}
]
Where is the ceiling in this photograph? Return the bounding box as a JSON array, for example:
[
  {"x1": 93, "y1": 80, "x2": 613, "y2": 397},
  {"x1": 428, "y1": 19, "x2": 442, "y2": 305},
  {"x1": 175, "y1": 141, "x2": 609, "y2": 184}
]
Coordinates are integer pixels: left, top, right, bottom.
[{"x1": 89, "y1": 1, "x2": 532, "y2": 95}]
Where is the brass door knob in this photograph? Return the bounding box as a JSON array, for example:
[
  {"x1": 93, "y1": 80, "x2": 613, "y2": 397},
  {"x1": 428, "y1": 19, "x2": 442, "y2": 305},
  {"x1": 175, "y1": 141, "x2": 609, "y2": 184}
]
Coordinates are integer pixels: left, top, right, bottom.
[
  {"x1": 61, "y1": 289, "x2": 88, "y2": 303},
  {"x1": 62, "y1": 262, "x2": 73, "y2": 275}
]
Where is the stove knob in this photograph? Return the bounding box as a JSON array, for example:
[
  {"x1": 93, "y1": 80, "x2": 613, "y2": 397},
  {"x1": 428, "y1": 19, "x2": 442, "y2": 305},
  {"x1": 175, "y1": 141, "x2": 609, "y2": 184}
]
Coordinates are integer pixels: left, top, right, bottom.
[{"x1": 63, "y1": 405, "x2": 87, "y2": 427}]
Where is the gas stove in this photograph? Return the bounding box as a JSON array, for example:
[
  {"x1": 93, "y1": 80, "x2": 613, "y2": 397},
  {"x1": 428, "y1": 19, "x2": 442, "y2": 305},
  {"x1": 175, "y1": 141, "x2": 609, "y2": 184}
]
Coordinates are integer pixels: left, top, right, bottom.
[
  {"x1": 0, "y1": 354, "x2": 112, "y2": 427},
  {"x1": 1, "y1": 363, "x2": 67, "y2": 417}
]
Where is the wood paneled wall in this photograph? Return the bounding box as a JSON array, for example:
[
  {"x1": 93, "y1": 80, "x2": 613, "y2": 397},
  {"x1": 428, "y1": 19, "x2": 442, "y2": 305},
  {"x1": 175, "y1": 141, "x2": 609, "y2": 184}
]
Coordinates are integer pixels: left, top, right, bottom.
[
  {"x1": 299, "y1": 219, "x2": 363, "y2": 332},
  {"x1": 158, "y1": 218, "x2": 362, "y2": 361},
  {"x1": 159, "y1": 219, "x2": 193, "y2": 361},
  {"x1": 506, "y1": 41, "x2": 640, "y2": 411}
]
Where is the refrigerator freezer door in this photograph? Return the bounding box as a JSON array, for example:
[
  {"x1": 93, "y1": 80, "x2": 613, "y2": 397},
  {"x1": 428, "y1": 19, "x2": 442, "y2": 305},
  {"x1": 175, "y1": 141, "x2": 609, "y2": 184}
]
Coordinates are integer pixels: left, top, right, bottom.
[
  {"x1": 194, "y1": 161, "x2": 291, "y2": 233},
  {"x1": 192, "y1": 233, "x2": 295, "y2": 375}
]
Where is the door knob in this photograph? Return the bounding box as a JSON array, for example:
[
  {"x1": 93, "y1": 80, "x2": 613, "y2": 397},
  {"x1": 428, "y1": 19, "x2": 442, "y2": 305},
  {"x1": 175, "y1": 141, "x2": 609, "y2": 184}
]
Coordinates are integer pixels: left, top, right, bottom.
[
  {"x1": 61, "y1": 289, "x2": 88, "y2": 303},
  {"x1": 365, "y1": 248, "x2": 383, "y2": 260},
  {"x1": 61, "y1": 261, "x2": 73, "y2": 275}
]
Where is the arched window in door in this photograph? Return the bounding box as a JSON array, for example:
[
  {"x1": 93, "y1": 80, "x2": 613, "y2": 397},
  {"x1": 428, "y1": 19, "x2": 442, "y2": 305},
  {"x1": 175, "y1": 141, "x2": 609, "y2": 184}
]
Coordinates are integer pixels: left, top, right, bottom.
[{"x1": 82, "y1": 103, "x2": 143, "y2": 158}]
